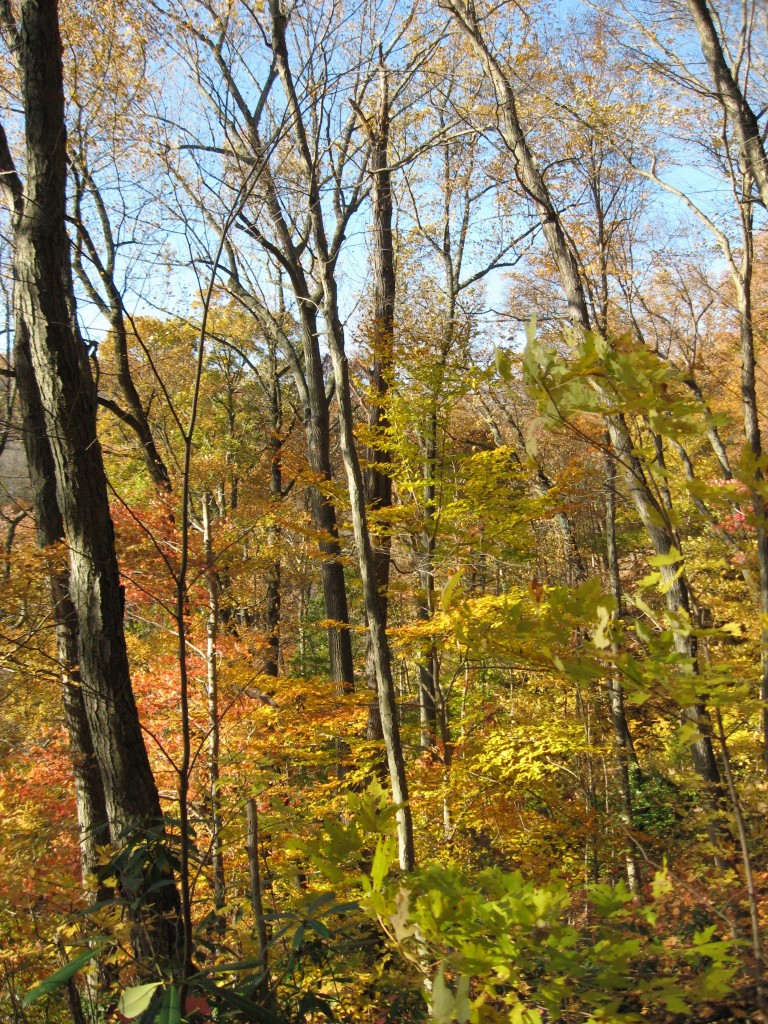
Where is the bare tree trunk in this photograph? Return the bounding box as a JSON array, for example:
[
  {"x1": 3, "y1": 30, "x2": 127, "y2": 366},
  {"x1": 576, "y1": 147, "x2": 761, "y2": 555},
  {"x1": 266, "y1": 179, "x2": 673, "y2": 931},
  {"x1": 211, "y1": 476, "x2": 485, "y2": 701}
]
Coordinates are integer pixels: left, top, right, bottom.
[
  {"x1": 14, "y1": 329, "x2": 109, "y2": 892},
  {"x1": 269, "y1": 0, "x2": 414, "y2": 869},
  {"x1": 652, "y1": 2, "x2": 768, "y2": 776},
  {"x1": 202, "y1": 494, "x2": 225, "y2": 909},
  {"x1": 733, "y1": 206, "x2": 768, "y2": 774},
  {"x1": 246, "y1": 798, "x2": 269, "y2": 976},
  {"x1": 264, "y1": 346, "x2": 284, "y2": 679},
  {"x1": 685, "y1": 0, "x2": 768, "y2": 206},
  {"x1": 418, "y1": 415, "x2": 439, "y2": 750},
  {"x1": 604, "y1": 441, "x2": 640, "y2": 893},
  {"x1": 301, "y1": 305, "x2": 355, "y2": 693},
  {"x1": 234, "y1": 174, "x2": 355, "y2": 692},
  {"x1": 325, "y1": 305, "x2": 415, "y2": 869},
  {"x1": 1, "y1": 0, "x2": 181, "y2": 963},
  {"x1": 363, "y1": 59, "x2": 395, "y2": 741}
]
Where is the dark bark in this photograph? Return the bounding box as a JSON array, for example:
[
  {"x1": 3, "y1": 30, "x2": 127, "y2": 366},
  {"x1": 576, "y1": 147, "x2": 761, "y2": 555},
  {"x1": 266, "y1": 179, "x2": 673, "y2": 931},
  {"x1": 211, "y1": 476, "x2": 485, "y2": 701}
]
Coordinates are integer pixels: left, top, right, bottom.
[
  {"x1": 246, "y1": 798, "x2": 269, "y2": 979},
  {"x1": 5, "y1": 0, "x2": 181, "y2": 962},
  {"x1": 300, "y1": 301, "x2": 355, "y2": 692},
  {"x1": 14, "y1": 327, "x2": 109, "y2": 890},
  {"x1": 264, "y1": 351, "x2": 283, "y2": 678},
  {"x1": 364, "y1": 64, "x2": 395, "y2": 739}
]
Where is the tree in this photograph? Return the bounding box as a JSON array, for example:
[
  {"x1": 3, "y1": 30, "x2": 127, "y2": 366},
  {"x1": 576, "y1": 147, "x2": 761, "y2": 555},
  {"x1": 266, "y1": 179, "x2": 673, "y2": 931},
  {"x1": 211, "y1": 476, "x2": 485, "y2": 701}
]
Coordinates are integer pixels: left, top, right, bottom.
[
  {"x1": 685, "y1": 0, "x2": 768, "y2": 207},
  {"x1": 163, "y1": 0, "x2": 357, "y2": 691},
  {"x1": 443, "y1": 0, "x2": 724, "y2": 799},
  {"x1": 359, "y1": 56, "x2": 396, "y2": 740},
  {"x1": 65, "y1": 0, "x2": 171, "y2": 490},
  {"x1": 0, "y1": 0, "x2": 181, "y2": 964},
  {"x1": 267, "y1": 0, "x2": 414, "y2": 869}
]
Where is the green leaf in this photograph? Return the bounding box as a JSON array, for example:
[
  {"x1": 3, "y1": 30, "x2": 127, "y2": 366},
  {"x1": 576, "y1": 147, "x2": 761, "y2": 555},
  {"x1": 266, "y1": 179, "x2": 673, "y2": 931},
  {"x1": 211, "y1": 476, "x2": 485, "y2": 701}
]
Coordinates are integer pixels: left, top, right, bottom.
[
  {"x1": 658, "y1": 564, "x2": 684, "y2": 595},
  {"x1": 677, "y1": 720, "x2": 704, "y2": 748},
  {"x1": 657, "y1": 987, "x2": 689, "y2": 1014},
  {"x1": 118, "y1": 983, "x2": 162, "y2": 1019},
  {"x1": 195, "y1": 978, "x2": 285, "y2": 1023},
  {"x1": 157, "y1": 986, "x2": 181, "y2": 1024},
  {"x1": 192, "y1": 957, "x2": 270, "y2": 978},
  {"x1": 431, "y1": 966, "x2": 454, "y2": 1023},
  {"x1": 389, "y1": 887, "x2": 417, "y2": 942},
  {"x1": 306, "y1": 918, "x2": 332, "y2": 939},
  {"x1": 371, "y1": 835, "x2": 396, "y2": 890},
  {"x1": 455, "y1": 975, "x2": 471, "y2": 1023},
  {"x1": 637, "y1": 570, "x2": 661, "y2": 590},
  {"x1": 495, "y1": 347, "x2": 513, "y2": 383},
  {"x1": 651, "y1": 868, "x2": 672, "y2": 899},
  {"x1": 524, "y1": 427, "x2": 538, "y2": 459},
  {"x1": 23, "y1": 946, "x2": 104, "y2": 1005},
  {"x1": 441, "y1": 569, "x2": 465, "y2": 611},
  {"x1": 593, "y1": 604, "x2": 613, "y2": 650},
  {"x1": 648, "y1": 547, "x2": 682, "y2": 568}
]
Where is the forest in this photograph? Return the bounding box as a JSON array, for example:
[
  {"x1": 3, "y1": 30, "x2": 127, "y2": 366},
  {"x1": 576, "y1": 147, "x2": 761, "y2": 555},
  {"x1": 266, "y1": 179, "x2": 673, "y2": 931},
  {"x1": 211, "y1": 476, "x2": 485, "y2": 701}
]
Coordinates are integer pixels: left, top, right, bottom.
[{"x1": 1, "y1": 0, "x2": 767, "y2": 1020}]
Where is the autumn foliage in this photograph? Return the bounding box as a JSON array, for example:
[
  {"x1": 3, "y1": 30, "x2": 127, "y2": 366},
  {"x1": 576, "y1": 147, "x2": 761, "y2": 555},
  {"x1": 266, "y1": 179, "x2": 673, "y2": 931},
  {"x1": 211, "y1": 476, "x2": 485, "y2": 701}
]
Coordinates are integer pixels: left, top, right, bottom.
[{"x1": 1, "y1": 0, "x2": 768, "y2": 1022}]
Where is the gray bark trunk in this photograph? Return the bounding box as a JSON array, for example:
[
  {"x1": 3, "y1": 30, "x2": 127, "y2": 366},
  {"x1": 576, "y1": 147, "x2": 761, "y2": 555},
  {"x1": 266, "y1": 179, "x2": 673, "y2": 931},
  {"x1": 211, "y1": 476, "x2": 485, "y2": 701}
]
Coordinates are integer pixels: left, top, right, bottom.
[
  {"x1": 604, "y1": 442, "x2": 640, "y2": 892},
  {"x1": 686, "y1": 0, "x2": 768, "y2": 207},
  {"x1": 300, "y1": 301, "x2": 355, "y2": 692},
  {"x1": 269, "y1": 0, "x2": 414, "y2": 868},
  {"x1": 202, "y1": 494, "x2": 225, "y2": 909}
]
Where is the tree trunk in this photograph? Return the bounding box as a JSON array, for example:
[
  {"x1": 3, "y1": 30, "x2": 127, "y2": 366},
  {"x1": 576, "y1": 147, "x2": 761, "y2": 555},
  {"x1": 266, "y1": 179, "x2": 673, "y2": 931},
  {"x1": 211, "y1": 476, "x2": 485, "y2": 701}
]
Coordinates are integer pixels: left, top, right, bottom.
[
  {"x1": 685, "y1": 0, "x2": 768, "y2": 207},
  {"x1": 9, "y1": 0, "x2": 181, "y2": 962},
  {"x1": 325, "y1": 300, "x2": 415, "y2": 870},
  {"x1": 418, "y1": 414, "x2": 439, "y2": 750},
  {"x1": 202, "y1": 494, "x2": 225, "y2": 909},
  {"x1": 364, "y1": 59, "x2": 395, "y2": 740},
  {"x1": 232, "y1": 146, "x2": 355, "y2": 692},
  {"x1": 14, "y1": 326, "x2": 109, "y2": 891},
  {"x1": 604, "y1": 442, "x2": 640, "y2": 892},
  {"x1": 734, "y1": 211, "x2": 768, "y2": 774},
  {"x1": 300, "y1": 300, "x2": 355, "y2": 692},
  {"x1": 264, "y1": 349, "x2": 284, "y2": 678},
  {"x1": 269, "y1": 0, "x2": 414, "y2": 868}
]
